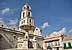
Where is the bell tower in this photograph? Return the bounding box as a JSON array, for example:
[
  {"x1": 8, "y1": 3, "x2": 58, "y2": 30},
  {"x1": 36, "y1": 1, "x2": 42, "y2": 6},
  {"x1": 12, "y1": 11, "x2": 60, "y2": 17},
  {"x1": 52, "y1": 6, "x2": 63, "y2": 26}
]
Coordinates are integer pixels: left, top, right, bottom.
[{"x1": 19, "y1": 3, "x2": 34, "y2": 32}]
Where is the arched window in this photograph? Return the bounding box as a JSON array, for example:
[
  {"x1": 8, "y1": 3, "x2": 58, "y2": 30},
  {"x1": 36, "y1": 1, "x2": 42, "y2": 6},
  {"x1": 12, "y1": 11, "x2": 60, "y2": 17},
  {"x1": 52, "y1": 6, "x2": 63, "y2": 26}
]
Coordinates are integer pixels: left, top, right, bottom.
[
  {"x1": 27, "y1": 12, "x2": 30, "y2": 16},
  {"x1": 36, "y1": 29, "x2": 38, "y2": 30},
  {"x1": 63, "y1": 43, "x2": 66, "y2": 49},
  {"x1": 28, "y1": 41, "x2": 33, "y2": 48},
  {"x1": 24, "y1": 7, "x2": 25, "y2": 9},
  {"x1": 23, "y1": 12, "x2": 25, "y2": 18},
  {"x1": 27, "y1": 6, "x2": 29, "y2": 9},
  {"x1": 68, "y1": 42, "x2": 71, "y2": 48},
  {"x1": 29, "y1": 19, "x2": 31, "y2": 23},
  {"x1": 21, "y1": 21, "x2": 23, "y2": 24},
  {"x1": 24, "y1": 20, "x2": 25, "y2": 23},
  {"x1": 37, "y1": 43, "x2": 41, "y2": 48}
]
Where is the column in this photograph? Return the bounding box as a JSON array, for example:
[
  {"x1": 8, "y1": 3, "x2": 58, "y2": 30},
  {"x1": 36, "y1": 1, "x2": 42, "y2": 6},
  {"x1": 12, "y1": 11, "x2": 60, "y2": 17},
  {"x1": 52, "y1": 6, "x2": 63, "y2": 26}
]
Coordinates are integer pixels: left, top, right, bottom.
[
  {"x1": 43, "y1": 41, "x2": 47, "y2": 49},
  {"x1": 59, "y1": 37, "x2": 63, "y2": 50},
  {"x1": 33, "y1": 41, "x2": 37, "y2": 49}
]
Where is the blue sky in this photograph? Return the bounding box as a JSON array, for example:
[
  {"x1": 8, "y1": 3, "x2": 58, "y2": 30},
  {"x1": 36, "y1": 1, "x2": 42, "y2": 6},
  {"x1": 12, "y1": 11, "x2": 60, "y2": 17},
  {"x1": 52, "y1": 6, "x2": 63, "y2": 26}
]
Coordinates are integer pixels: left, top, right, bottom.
[{"x1": 0, "y1": 0, "x2": 72, "y2": 36}]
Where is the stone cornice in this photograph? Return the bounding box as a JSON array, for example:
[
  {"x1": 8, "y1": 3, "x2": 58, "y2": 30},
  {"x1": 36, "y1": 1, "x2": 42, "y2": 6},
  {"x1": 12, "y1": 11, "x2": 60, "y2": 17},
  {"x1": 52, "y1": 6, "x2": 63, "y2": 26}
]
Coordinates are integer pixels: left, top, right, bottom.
[{"x1": 0, "y1": 27, "x2": 25, "y2": 35}]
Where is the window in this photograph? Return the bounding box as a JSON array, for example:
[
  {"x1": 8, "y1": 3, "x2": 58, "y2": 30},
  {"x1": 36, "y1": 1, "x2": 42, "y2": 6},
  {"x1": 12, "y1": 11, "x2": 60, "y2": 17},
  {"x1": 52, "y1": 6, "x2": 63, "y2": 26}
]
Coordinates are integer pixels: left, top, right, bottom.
[
  {"x1": 56, "y1": 47, "x2": 59, "y2": 50},
  {"x1": 63, "y1": 43, "x2": 66, "y2": 49},
  {"x1": 63, "y1": 42, "x2": 72, "y2": 49},
  {"x1": 55, "y1": 41, "x2": 60, "y2": 46},
  {"x1": 29, "y1": 19, "x2": 31, "y2": 23},
  {"x1": 24, "y1": 20, "x2": 25, "y2": 23},
  {"x1": 26, "y1": 36, "x2": 27, "y2": 39},
  {"x1": 24, "y1": 7, "x2": 25, "y2": 9},
  {"x1": 68, "y1": 42, "x2": 71, "y2": 48},
  {"x1": 37, "y1": 43, "x2": 41, "y2": 48},
  {"x1": 28, "y1": 12, "x2": 30, "y2": 16},
  {"x1": 36, "y1": 29, "x2": 38, "y2": 30},
  {"x1": 48, "y1": 42, "x2": 52, "y2": 47},
  {"x1": 23, "y1": 12, "x2": 24, "y2": 18},
  {"x1": 21, "y1": 21, "x2": 23, "y2": 24},
  {"x1": 28, "y1": 41, "x2": 33, "y2": 48},
  {"x1": 27, "y1": 6, "x2": 29, "y2": 9}
]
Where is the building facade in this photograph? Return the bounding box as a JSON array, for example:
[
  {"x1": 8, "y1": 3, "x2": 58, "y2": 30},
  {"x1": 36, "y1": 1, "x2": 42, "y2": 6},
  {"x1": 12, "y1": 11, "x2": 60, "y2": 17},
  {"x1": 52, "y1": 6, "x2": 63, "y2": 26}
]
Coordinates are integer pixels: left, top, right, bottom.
[
  {"x1": 43, "y1": 33, "x2": 63, "y2": 50},
  {"x1": 43, "y1": 33, "x2": 72, "y2": 50},
  {"x1": 62, "y1": 36, "x2": 72, "y2": 50}
]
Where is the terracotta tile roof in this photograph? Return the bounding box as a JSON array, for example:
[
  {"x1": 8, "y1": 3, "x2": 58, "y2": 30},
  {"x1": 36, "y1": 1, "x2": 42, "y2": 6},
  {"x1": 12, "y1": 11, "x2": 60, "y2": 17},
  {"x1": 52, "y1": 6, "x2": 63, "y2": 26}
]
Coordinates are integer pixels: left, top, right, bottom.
[{"x1": 63, "y1": 36, "x2": 72, "y2": 41}]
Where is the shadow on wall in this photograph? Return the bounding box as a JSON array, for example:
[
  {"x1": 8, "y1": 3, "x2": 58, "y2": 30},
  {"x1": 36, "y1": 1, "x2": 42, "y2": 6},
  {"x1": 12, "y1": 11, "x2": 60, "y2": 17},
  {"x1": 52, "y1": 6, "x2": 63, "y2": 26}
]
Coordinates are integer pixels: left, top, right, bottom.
[{"x1": 0, "y1": 35, "x2": 12, "y2": 50}]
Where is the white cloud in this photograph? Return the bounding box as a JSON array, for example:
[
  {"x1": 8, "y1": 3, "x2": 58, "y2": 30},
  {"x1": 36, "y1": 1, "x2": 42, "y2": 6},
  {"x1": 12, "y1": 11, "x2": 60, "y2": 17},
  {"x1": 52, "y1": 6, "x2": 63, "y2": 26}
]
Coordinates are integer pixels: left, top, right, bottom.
[
  {"x1": 50, "y1": 27, "x2": 66, "y2": 36},
  {"x1": 69, "y1": 29, "x2": 72, "y2": 33},
  {"x1": 8, "y1": 19, "x2": 18, "y2": 29},
  {"x1": 41, "y1": 22, "x2": 50, "y2": 29},
  {"x1": 0, "y1": 8, "x2": 20, "y2": 19},
  {"x1": 8, "y1": 19, "x2": 18, "y2": 26},
  {"x1": 2, "y1": 8, "x2": 10, "y2": 14},
  {"x1": 0, "y1": 18, "x2": 3, "y2": 22},
  {"x1": 58, "y1": 27, "x2": 66, "y2": 34}
]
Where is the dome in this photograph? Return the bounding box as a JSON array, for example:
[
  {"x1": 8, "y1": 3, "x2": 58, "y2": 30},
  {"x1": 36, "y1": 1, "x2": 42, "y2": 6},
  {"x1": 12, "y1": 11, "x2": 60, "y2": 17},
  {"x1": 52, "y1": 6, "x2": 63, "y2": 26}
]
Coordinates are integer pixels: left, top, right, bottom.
[{"x1": 22, "y1": 3, "x2": 32, "y2": 10}]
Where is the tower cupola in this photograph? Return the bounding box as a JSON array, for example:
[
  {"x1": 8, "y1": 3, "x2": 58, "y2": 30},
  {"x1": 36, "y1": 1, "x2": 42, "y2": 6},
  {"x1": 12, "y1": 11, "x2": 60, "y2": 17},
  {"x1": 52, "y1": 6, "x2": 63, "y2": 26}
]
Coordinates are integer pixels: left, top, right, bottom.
[
  {"x1": 22, "y1": 3, "x2": 32, "y2": 11},
  {"x1": 19, "y1": 3, "x2": 34, "y2": 32},
  {"x1": 21, "y1": 3, "x2": 32, "y2": 18}
]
